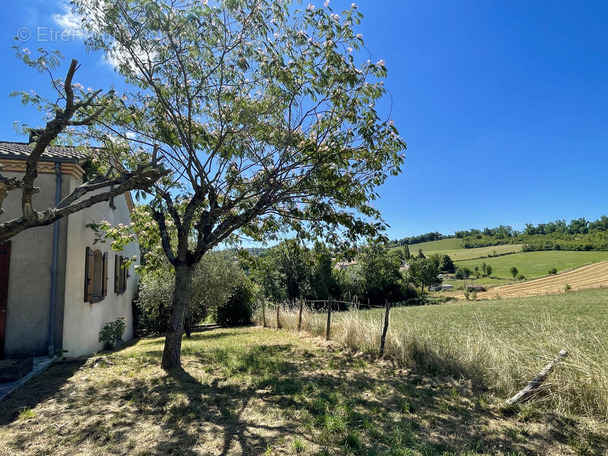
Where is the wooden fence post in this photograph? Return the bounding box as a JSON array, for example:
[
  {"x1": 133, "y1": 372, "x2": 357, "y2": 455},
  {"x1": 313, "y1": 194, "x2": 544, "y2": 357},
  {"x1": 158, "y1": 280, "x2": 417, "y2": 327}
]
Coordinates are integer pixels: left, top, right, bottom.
[
  {"x1": 297, "y1": 297, "x2": 304, "y2": 332},
  {"x1": 276, "y1": 304, "x2": 281, "y2": 329},
  {"x1": 379, "y1": 300, "x2": 391, "y2": 358},
  {"x1": 325, "y1": 297, "x2": 332, "y2": 340},
  {"x1": 262, "y1": 300, "x2": 267, "y2": 327}
]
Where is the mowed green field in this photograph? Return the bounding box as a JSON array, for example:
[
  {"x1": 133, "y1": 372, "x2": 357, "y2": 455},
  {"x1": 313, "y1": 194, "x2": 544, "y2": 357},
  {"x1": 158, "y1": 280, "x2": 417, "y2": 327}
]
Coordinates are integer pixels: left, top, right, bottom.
[{"x1": 455, "y1": 250, "x2": 608, "y2": 280}]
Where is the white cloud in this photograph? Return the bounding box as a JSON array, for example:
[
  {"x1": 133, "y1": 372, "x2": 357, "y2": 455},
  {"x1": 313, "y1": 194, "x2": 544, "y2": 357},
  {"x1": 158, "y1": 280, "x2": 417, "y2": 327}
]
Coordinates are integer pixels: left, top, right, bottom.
[{"x1": 52, "y1": 1, "x2": 86, "y2": 39}]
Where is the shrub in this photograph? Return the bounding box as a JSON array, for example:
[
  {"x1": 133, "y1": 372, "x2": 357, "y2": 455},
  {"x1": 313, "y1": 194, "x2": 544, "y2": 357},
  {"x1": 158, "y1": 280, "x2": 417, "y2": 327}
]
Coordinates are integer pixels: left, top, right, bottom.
[
  {"x1": 548, "y1": 268, "x2": 558, "y2": 275},
  {"x1": 454, "y1": 267, "x2": 471, "y2": 280},
  {"x1": 216, "y1": 282, "x2": 254, "y2": 326},
  {"x1": 517, "y1": 274, "x2": 526, "y2": 281},
  {"x1": 99, "y1": 318, "x2": 126, "y2": 350}
]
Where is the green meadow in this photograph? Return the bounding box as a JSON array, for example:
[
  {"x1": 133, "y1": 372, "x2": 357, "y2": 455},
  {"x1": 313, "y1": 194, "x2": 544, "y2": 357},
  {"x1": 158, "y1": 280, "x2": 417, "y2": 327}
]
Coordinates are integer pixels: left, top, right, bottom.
[{"x1": 455, "y1": 250, "x2": 608, "y2": 280}]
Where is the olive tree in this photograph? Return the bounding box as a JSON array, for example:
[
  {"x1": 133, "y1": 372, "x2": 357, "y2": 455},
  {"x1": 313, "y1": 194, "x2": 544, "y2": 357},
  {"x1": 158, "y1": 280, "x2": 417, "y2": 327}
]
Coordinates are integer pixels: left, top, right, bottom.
[{"x1": 76, "y1": 0, "x2": 406, "y2": 369}]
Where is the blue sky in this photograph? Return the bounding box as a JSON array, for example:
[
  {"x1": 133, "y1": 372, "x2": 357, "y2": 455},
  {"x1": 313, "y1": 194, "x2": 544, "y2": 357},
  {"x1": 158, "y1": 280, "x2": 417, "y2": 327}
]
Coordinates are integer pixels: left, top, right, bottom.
[{"x1": 1, "y1": 1, "x2": 607, "y2": 240}]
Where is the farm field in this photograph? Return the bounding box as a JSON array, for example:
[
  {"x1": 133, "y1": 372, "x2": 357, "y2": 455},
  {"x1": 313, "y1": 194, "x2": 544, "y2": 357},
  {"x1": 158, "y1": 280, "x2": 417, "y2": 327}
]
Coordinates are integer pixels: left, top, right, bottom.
[
  {"x1": 393, "y1": 238, "x2": 523, "y2": 261},
  {"x1": 454, "y1": 250, "x2": 608, "y2": 281},
  {"x1": 476, "y1": 260, "x2": 608, "y2": 299}
]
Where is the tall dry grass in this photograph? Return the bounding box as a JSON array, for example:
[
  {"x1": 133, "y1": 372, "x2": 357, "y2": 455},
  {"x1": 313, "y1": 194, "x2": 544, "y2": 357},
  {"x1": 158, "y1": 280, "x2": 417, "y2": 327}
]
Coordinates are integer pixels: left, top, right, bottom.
[{"x1": 255, "y1": 294, "x2": 608, "y2": 421}]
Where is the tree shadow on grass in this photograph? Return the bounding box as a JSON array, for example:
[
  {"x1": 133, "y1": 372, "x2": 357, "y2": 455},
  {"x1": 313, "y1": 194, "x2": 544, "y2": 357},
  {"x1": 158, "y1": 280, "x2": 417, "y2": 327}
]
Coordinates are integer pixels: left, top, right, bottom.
[
  {"x1": 0, "y1": 331, "x2": 606, "y2": 455},
  {"x1": 0, "y1": 359, "x2": 86, "y2": 425}
]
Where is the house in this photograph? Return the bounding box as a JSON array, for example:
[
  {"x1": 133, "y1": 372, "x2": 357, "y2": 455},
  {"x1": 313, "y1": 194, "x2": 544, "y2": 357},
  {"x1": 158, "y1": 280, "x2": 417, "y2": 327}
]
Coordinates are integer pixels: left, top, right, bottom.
[
  {"x1": 334, "y1": 260, "x2": 357, "y2": 271},
  {"x1": 0, "y1": 141, "x2": 138, "y2": 360}
]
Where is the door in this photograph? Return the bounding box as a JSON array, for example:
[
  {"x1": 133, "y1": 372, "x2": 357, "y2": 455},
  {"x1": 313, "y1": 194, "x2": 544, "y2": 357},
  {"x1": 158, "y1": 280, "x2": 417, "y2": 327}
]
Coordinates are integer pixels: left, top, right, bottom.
[{"x1": 0, "y1": 242, "x2": 10, "y2": 359}]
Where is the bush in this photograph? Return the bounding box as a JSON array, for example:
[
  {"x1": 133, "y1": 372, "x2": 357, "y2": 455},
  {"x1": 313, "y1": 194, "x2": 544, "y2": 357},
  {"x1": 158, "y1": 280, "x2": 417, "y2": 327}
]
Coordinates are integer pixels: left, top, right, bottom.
[
  {"x1": 99, "y1": 318, "x2": 126, "y2": 350},
  {"x1": 548, "y1": 268, "x2": 558, "y2": 275},
  {"x1": 216, "y1": 282, "x2": 254, "y2": 326},
  {"x1": 454, "y1": 267, "x2": 471, "y2": 280},
  {"x1": 517, "y1": 274, "x2": 526, "y2": 281}
]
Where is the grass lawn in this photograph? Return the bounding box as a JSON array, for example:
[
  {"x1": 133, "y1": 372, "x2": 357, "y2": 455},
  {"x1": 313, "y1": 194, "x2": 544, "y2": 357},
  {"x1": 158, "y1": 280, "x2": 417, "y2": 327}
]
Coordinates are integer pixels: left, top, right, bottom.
[{"x1": 2, "y1": 325, "x2": 607, "y2": 455}]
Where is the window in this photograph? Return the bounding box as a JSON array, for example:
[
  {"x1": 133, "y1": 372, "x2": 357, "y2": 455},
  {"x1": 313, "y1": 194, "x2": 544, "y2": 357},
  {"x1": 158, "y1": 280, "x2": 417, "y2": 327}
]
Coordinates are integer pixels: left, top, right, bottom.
[
  {"x1": 85, "y1": 247, "x2": 108, "y2": 302},
  {"x1": 114, "y1": 255, "x2": 129, "y2": 294}
]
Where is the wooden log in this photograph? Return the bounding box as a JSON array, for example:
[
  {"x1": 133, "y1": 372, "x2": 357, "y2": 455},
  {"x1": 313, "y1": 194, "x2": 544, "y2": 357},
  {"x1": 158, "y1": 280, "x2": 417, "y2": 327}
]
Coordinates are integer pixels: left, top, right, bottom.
[
  {"x1": 262, "y1": 300, "x2": 267, "y2": 327},
  {"x1": 325, "y1": 297, "x2": 332, "y2": 340},
  {"x1": 379, "y1": 300, "x2": 391, "y2": 358},
  {"x1": 506, "y1": 349, "x2": 568, "y2": 406}
]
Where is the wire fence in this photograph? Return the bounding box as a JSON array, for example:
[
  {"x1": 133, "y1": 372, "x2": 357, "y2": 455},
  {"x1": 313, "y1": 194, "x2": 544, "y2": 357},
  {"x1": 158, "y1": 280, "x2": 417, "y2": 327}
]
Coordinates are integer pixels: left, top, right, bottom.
[{"x1": 261, "y1": 297, "x2": 395, "y2": 357}]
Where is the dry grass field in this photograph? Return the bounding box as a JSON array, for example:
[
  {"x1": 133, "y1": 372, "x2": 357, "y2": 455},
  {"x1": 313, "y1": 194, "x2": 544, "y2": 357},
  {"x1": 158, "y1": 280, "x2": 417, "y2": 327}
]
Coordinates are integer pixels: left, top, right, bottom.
[
  {"x1": 267, "y1": 289, "x2": 608, "y2": 423},
  {"x1": 475, "y1": 260, "x2": 608, "y2": 299}
]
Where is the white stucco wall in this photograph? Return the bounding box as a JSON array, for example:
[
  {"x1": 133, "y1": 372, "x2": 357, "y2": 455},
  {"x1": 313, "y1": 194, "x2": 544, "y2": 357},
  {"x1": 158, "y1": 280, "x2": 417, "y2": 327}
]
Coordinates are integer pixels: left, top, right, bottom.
[
  {"x1": 0, "y1": 171, "x2": 66, "y2": 357},
  {"x1": 62, "y1": 182, "x2": 139, "y2": 358}
]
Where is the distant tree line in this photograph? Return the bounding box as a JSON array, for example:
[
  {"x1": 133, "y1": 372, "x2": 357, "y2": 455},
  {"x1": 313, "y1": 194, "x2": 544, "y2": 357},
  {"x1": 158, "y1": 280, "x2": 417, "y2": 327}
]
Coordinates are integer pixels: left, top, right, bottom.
[
  {"x1": 391, "y1": 231, "x2": 452, "y2": 246},
  {"x1": 459, "y1": 216, "x2": 608, "y2": 251}
]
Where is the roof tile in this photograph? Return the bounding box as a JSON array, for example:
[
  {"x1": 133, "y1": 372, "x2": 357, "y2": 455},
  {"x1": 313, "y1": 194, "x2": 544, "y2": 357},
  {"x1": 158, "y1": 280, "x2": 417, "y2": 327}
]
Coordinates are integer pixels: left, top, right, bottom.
[{"x1": 0, "y1": 141, "x2": 88, "y2": 162}]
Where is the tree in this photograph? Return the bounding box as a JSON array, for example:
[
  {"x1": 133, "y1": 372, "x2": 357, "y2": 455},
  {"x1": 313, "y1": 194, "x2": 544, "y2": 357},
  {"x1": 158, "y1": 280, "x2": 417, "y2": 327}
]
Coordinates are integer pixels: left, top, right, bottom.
[
  {"x1": 356, "y1": 243, "x2": 406, "y2": 304},
  {"x1": 417, "y1": 248, "x2": 425, "y2": 259},
  {"x1": 454, "y1": 266, "x2": 470, "y2": 280},
  {"x1": 0, "y1": 49, "x2": 166, "y2": 243},
  {"x1": 510, "y1": 266, "x2": 519, "y2": 279},
  {"x1": 406, "y1": 257, "x2": 441, "y2": 294},
  {"x1": 270, "y1": 239, "x2": 313, "y2": 300},
  {"x1": 438, "y1": 254, "x2": 455, "y2": 273},
  {"x1": 252, "y1": 239, "x2": 336, "y2": 301},
  {"x1": 76, "y1": 0, "x2": 406, "y2": 369},
  {"x1": 485, "y1": 264, "x2": 492, "y2": 277},
  {"x1": 310, "y1": 242, "x2": 337, "y2": 300}
]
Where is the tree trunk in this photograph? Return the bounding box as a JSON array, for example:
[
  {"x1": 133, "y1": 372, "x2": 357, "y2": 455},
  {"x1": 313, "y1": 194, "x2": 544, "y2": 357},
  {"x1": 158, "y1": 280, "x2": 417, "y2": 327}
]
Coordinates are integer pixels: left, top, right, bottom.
[{"x1": 161, "y1": 263, "x2": 194, "y2": 370}]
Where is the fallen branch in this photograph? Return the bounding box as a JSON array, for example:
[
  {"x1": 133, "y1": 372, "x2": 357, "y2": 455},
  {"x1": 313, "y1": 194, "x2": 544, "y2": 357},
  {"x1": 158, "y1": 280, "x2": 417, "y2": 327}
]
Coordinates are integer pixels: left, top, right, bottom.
[{"x1": 506, "y1": 349, "x2": 568, "y2": 406}]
